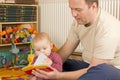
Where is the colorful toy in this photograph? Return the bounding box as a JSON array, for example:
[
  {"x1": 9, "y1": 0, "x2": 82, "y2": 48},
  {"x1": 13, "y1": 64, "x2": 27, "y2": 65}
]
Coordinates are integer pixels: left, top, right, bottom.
[
  {"x1": 0, "y1": 24, "x2": 37, "y2": 79},
  {"x1": 0, "y1": 24, "x2": 37, "y2": 37},
  {"x1": 0, "y1": 49, "x2": 30, "y2": 79},
  {"x1": 11, "y1": 43, "x2": 19, "y2": 54},
  {"x1": 0, "y1": 24, "x2": 37, "y2": 65}
]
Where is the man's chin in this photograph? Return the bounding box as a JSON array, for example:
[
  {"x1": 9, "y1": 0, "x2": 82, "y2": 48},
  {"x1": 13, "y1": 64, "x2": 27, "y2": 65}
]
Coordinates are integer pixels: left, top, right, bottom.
[
  {"x1": 76, "y1": 20, "x2": 82, "y2": 24},
  {"x1": 77, "y1": 21, "x2": 83, "y2": 25}
]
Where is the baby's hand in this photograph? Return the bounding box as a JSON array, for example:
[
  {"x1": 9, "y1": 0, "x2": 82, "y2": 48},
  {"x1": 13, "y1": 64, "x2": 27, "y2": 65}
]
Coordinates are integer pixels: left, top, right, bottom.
[
  {"x1": 34, "y1": 53, "x2": 52, "y2": 66},
  {"x1": 28, "y1": 75, "x2": 37, "y2": 80},
  {"x1": 43, "y1": 57, "x2": 52, "y2": 66}
]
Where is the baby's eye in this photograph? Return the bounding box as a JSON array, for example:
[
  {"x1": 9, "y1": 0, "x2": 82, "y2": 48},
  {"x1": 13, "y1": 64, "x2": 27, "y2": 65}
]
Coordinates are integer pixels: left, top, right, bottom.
[
  {"x1": 37, "y1": 49, "x2": 40, "y2": 51},
  {"x1": 43, "y1": 48, "x2": 46, "y2": 50},
  {"x1": 34, "y1": 49, "x2": 40, "y2": 52}
]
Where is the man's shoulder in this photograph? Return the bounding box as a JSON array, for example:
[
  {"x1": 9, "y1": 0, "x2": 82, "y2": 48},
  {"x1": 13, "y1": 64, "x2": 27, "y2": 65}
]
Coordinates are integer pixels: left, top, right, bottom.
[
  {"x1": 98, "y1": 8, "x2": 120, "y2": 28},
  {"x1": 100, "y1": 8, "x2": 120, "y2": 23}
]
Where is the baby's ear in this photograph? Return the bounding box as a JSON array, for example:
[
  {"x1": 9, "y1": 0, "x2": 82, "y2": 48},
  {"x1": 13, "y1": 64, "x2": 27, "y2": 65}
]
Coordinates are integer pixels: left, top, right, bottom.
[{"x1": 50, "y1": 43, "x2": 53, "y2": 49}]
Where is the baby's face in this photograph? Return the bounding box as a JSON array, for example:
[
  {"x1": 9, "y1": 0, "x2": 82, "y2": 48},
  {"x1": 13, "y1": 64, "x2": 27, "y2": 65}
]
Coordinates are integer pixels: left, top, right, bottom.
[{"x1": 33, "y1": 39, "x2": 52, "y2": 57}]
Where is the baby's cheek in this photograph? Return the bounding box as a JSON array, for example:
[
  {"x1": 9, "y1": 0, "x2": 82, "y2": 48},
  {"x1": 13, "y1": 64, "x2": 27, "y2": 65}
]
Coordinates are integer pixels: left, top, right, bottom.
[
  {"x1": 45, "y1": 52, "x2": 50, "y2": 56},
  {"x1": 35, "y1": 52, "x2": 39, "y2": 56}
]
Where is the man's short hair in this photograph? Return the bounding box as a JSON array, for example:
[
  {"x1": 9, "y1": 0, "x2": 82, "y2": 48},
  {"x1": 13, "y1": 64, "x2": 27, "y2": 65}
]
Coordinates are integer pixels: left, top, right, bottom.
[{"x1": 85, "y1": 0, "x2": 98, "y2": 7}]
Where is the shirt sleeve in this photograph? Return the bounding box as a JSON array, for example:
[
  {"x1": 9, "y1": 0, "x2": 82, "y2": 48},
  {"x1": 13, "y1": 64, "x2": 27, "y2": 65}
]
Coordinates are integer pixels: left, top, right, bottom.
[
  {"x1": 67, "y1": 21, "x2": 79, "y2": 43},
  {"x1": 49, "y1": 52, "x2": 62, "y2": 72}
]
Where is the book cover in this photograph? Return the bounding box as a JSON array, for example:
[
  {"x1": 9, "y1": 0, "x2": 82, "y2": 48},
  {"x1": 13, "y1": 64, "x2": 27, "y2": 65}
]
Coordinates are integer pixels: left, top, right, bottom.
[{"x1": 22, "y1": 53, "x2": 53, "y2": 75}]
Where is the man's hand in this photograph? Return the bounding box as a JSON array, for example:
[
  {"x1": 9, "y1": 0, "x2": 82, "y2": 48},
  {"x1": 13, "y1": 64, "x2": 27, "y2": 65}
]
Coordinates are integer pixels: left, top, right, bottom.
[{"x1": 32, "y1": 67, "x2": 60, "y2": 80}]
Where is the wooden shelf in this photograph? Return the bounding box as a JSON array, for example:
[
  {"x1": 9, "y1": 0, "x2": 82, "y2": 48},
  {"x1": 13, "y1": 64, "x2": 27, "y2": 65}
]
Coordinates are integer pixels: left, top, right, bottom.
[
  {"x1": 0, "y1": 4, "x2": 38, "y2": 48},
  {"x1": 0, "y1": 4, "x2": 38, "y2": 6},
  {"x1": 0, "y1": 42, "x2": 30, "y2": 47},
  {"x1": 0, "y1": 21, "x2": 37, "y2": 24}
]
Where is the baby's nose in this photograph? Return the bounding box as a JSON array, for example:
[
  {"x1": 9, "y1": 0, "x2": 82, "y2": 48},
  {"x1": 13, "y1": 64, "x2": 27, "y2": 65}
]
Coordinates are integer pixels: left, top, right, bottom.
[{"x1": 40, "y1": 50, "x2": 44, "y2": 53}]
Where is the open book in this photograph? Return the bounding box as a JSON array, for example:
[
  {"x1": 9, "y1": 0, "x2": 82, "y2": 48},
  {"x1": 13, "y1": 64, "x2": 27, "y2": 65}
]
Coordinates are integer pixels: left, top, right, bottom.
[{"x1": 22, "y1": 53, "x2": 53, "y2": 75}]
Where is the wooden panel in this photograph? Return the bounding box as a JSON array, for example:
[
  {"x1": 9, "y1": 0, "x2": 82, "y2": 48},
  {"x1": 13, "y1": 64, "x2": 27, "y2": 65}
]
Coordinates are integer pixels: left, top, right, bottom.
[{"x1": 69, "y1": 52, "x2": 82, "y2": 60}]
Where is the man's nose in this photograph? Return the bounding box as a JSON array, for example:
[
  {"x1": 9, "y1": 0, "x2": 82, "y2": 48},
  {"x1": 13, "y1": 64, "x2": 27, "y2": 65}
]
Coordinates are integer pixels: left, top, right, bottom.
[{"x1": 71, "y1": 10, "x2": 77, "y2": 17}]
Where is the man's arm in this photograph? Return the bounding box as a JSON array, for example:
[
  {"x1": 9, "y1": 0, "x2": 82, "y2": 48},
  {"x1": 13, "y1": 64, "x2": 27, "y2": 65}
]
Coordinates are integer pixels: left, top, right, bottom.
[
  {"x1": 57, "y1": 39, "x2": 79, "y2": 62},
  {"x1": 32, "y1": 57, "x2": 110, "y2": 80}
]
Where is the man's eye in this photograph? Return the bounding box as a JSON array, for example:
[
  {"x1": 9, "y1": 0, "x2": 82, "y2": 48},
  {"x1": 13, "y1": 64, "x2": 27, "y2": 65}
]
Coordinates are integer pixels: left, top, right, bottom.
[
  {"x1": 71, "y1": 8, "x2": 82, "y2": 12},
  {"x1": 75, "y1": 9, "x2": 82, "y2": 12}
]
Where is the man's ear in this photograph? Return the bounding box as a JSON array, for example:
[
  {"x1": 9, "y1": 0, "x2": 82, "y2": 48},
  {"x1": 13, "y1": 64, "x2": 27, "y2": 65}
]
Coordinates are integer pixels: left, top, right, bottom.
[{"x1": 91, "y1": 2, "x2": 97, "y2": 10}]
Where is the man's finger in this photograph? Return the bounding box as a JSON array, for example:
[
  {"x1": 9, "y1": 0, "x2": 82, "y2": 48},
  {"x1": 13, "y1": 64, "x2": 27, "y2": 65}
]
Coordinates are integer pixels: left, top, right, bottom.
[{"x1": 32, "y1": 69, "x2": 48, "y2": 79}]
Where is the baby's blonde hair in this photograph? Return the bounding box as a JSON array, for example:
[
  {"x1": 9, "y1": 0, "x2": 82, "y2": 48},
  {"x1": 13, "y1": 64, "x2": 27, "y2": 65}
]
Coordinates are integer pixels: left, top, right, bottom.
[{"x1": 33, "y1": 32, "x2": 51, "y2": 43}]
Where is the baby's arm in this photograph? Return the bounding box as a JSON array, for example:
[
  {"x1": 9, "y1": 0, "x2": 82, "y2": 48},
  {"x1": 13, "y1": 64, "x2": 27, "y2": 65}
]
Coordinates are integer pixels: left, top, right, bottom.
[{"x1": 49, "y1": 52, "x2": 62, "y2": 71}]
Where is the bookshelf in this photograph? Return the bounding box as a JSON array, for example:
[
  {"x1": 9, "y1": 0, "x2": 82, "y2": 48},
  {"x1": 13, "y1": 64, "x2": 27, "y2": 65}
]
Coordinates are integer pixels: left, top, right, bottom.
[
  {"x1": 0, "y1": 2, "x2": 39, "y2": 79},
  {"x1": 0, "y1": 4, "x2": 38, "y2": 49}
]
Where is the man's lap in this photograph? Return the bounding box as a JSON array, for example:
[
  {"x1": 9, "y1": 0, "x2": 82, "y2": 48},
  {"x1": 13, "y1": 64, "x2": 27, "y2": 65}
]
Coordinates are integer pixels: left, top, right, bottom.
[
  {"x1": 63, "y1": 59, "x2": 120, "y2": 80},
  {"x1": 63, "y1": 59, "x2": 89, "y2": 71}
]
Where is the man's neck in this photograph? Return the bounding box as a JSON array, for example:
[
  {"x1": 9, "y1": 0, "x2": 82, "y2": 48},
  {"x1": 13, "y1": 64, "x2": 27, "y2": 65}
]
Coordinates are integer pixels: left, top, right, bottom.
[
  {"x1": 84, "y1": 8, "x2": 99, "y2": 27},
  {"x1": 84, "y1": 23, "x2": 91, "y2": 27}
]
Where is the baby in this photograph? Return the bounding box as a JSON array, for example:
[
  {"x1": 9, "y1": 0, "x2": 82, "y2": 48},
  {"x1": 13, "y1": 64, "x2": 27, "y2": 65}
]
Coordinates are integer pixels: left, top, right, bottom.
[{"x1": 31, "y1": 32, "x2": 62, "y2": 80}]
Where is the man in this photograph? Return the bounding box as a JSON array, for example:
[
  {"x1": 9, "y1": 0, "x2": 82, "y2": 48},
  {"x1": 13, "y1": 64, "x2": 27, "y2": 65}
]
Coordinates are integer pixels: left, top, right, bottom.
[{"x1": 32, "y1": 0, "x2": 120, "y2": 80}]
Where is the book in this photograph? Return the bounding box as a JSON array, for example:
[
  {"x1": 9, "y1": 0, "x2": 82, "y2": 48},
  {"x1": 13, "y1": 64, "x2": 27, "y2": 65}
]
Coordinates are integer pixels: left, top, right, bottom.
[
  {"x1": 22, "y1": 53, "x2": 53, "y2": 75},
  {"x1": 22, "y1": 65, "x2": 53, "y2": 75}
]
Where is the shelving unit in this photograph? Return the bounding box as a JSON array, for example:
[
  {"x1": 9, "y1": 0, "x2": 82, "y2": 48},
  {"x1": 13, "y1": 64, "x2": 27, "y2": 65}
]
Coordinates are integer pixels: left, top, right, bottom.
[
  {"x1": 0, "y1": 4, "x2": 38, "y2": 48},
  {"x1": 0, "y1": 1, "x2": 39, "y2": 79}
]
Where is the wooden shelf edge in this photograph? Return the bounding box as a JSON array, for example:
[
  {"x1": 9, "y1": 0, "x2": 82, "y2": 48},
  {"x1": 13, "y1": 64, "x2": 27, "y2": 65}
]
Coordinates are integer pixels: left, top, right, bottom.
[
  {"x1": 0, "y1": 42, "x2": 30, "y2": 47},
  {"x1": 0, "y1": 4, "x2": 38, "y2": 6},
  {"x1": 0, "y1": 21, "x2": 37, "y2": 24}
]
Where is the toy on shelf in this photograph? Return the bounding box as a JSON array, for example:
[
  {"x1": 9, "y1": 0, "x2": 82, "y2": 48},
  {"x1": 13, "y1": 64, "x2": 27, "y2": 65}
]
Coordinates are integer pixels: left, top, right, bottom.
[
  {"x1": 11, "y1": 42, "x2": 19, "y2": 54},
  {"x1": 0, "y1": 24, "x2": 38, "y2": 44},
  {"x1": 0, "y1": 24, "x2": 37, "y2": 79},
  {"x1": 11, "y1": 42, "x2": 20, "y2": 67},
  {"x1": 23, "y1": 28, "x2": 35, "y2": 66}
]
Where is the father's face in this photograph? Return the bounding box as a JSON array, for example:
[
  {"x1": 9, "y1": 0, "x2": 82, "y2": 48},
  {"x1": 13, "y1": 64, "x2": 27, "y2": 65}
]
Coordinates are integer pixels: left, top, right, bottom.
[{"x1": 69, "y1": 0, "x2": 94, "y2": 25}]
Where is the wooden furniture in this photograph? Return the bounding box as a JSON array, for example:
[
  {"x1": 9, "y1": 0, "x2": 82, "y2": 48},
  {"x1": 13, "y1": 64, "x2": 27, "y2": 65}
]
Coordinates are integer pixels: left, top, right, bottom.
[
  {"x1": 0, "y1": 4, "x2": 38, "y2": 50},
  {"x1": 69, "y1": 52, "x2": 82, "y2": 60},
  {"x1": 0, "y1": 2, "x2": 39, "y2": 80}
]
